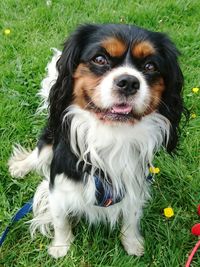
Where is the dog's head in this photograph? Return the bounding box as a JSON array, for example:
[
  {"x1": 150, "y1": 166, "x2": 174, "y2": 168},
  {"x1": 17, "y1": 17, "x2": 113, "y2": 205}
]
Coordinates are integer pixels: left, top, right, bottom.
[{"x1": 49, "y1": 24, "x2": 184, "y2": 152}]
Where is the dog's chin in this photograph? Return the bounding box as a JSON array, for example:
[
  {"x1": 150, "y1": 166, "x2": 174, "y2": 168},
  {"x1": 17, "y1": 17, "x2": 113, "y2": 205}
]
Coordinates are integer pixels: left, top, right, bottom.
[
  {"x1": 97, "y1": 110, "x2": 135, "y2": 123},
  {"x1": 95, "y1": 106, "x2": 141, "y2": 124}
]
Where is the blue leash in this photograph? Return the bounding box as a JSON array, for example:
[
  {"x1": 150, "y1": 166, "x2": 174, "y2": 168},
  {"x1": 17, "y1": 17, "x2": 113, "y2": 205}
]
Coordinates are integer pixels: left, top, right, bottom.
[{"x1": 0, "y1": 199, "x2": 33, "y2": 247}]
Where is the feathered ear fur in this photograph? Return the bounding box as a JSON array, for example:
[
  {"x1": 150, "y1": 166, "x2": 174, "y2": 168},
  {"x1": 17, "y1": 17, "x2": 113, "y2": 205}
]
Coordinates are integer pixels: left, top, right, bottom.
[
  {"x1": 157, "y1": 34, "x2": 186, "y2": 152},
  {"x1": 48, "y1": 24, "x2": 99, "y2": 135}
]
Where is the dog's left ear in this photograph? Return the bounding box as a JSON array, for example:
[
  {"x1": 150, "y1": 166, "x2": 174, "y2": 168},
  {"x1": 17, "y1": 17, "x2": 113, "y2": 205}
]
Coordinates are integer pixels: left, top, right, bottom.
[{"x1": 158, "y1": 34, "x2": 186, "y2": 153}]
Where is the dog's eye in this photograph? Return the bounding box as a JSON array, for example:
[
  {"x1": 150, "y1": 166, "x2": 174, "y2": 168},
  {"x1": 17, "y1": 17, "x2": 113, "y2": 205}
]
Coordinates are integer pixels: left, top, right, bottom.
[
  {"x1": 144, "y1": 62, "x2": 156, "y2": 72},
  {"x1": 92, "y1": 55, "x2": 108, "y2": 66}
]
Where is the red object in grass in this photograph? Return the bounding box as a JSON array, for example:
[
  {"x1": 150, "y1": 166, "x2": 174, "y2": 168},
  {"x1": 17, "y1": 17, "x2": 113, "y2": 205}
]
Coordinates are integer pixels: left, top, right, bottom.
[
  {"x1": 185, "y1": 204, "x2": 200, "y2": 267},
  {"x1": 191, "y1": 223, "x2": 200, "y2": 236},
  {"x1": 185, "y1": 240, "x2": 200, "y2": 267}
]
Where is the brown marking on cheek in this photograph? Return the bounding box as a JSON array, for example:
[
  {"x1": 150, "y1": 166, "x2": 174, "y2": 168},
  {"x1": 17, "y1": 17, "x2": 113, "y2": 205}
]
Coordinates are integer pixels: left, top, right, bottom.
[
  {"x1": 145, "y1": 78, "x2": 165, "y2": 115},
  {"x1": 73, "y1": 63, "x2": 102, "y2": 109},
  {"x1": 132, "y1": 41, "x2": 156, "y2": 58},
  {"x1": 101, "y1": 37, "x2": 127, "y2": 57}
]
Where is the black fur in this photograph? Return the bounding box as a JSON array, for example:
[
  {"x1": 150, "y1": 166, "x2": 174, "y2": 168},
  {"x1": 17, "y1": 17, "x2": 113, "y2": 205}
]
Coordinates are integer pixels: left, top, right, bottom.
[
  {"x1": 38, "y1": 24, "x2": 186, "y2": 185},
  {"x1": 50, "y1": 138, "x2": 85, "y2": 186}
]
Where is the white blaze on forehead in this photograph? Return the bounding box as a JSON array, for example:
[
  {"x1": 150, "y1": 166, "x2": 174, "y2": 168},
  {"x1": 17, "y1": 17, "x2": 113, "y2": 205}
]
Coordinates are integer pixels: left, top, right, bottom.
[{"x1": 96, "y1": 66, "x2": 150, "y2": 112}]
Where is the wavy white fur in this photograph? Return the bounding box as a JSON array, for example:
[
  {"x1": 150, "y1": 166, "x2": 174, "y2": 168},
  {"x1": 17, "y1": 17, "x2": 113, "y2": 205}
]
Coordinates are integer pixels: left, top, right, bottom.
[{"x1": 37, "y1": 48, "x2": 61, "y2": 113}]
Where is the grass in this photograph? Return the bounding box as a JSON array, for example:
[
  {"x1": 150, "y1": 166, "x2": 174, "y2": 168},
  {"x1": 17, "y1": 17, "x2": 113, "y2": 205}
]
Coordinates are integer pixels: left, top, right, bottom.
[{"x1": 0, "y1": 0, "x2": 200, "y2": 266}]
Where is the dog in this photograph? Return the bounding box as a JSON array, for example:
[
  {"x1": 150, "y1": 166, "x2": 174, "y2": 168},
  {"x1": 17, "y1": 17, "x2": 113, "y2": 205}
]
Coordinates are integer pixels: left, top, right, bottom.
[{"x1": 8, "y1": 23, "x2": 184, "y2": 258}]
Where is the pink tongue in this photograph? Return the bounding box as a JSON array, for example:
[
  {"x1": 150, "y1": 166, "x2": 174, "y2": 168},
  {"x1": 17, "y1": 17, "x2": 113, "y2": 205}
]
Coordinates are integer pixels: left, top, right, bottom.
[{"x1": 111, "y1": 104, "x2": 132, "y2": 114}]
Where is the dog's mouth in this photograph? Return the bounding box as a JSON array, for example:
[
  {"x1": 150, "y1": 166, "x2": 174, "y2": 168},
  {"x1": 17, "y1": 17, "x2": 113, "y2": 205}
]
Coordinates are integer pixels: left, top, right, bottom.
[
  {"x1": 101, "y1": 103, "x2": 134, "y2": 122},
  {"x1": 84, "y1": 94, "x2": 141, "y2": 123}
]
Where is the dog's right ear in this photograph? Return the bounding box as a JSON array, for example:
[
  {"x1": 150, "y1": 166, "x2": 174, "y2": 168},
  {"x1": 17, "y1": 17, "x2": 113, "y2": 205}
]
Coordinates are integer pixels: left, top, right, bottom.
[{"x1": 48, "y1": 24, "x2": 98, "y2": 133}]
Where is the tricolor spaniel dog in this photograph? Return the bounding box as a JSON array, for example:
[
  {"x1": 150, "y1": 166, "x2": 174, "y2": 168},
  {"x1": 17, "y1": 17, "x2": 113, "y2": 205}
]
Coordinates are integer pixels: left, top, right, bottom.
[{"x1": 8, "y1": 24, "x2": 184, "y2": 258}]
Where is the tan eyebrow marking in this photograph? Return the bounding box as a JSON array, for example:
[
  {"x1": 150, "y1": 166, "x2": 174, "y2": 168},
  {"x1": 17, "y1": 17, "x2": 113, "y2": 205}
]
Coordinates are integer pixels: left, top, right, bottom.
[
  {"x1": 132, "y1": 41, "x2": 156, "y2": 58},
  {"x1": 101, "y1": 37, "x2": 127, "y2": 57}
]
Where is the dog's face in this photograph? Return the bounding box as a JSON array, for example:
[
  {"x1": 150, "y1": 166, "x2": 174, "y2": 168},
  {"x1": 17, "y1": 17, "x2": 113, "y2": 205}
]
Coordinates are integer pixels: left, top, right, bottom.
[
  {"x1": 50, "y1": 24, "x2": 184, "y2": 151},
  {"x1": 73, "y1": 32, "x2": 165, "y2": 124}
]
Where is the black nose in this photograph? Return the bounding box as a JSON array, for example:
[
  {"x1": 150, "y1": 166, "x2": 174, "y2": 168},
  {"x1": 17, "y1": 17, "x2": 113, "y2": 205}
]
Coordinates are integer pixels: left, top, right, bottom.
[{"x1": 114, "y1": 74, "x2": 140, "y2": 96}]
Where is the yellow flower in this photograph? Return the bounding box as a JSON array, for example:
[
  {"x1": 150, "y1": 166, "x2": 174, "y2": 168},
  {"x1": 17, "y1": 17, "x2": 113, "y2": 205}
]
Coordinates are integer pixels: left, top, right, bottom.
[
  {"x1": 164, "y1": 207, "x2": 174, "y2": 218},
  {"x1": 149, "y1": 166, "x2": 160, "y2": 174},
  {"x1": 192, "y1": 87, "x2": 199, "y2": 93},
  {"x1": 191, "y1": 113, "x2": 197, "y2": 119},
  {"x1": 4, "y1": 28, "x2": 11, "y2": 35}
]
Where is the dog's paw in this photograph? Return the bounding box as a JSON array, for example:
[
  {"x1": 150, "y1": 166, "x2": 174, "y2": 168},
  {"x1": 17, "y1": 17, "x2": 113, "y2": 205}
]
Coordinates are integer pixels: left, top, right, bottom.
[
  {"x1": 48, "y1": 234, "x2": 74, "y2": 259},
  {"x1": 48, "y1": 245, "x2": 69, "y2": 259},
  {"x1": 121, "y1": 236, "x2": 144, "y2": 256},
  {"x1": 8, "y1": 145, "x2": 32, "y2": 178}
]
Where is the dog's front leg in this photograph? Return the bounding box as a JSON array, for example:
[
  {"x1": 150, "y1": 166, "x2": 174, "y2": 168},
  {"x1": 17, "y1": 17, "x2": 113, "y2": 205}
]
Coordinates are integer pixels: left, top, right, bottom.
[
  {"x1": 48, "y1": 195, "x2": 74, "y2": 258},
  {"x1": 121, "y1": 203, "x2": 144, "y2": 256}
]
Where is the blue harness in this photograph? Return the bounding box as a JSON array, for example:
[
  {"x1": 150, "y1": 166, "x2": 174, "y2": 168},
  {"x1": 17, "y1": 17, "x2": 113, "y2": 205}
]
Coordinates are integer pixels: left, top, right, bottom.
[
  {"x1": 94, "y1": 173, "x2": 153, "y2": 207},
  {"x1": 94, "y1": 175, "x2": 124, "y2": 207}
]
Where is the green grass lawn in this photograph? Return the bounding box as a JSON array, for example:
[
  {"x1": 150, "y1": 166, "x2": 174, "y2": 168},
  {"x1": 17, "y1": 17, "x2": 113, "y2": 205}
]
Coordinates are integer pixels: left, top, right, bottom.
[{"x1": 0, "y1": 0, "x2": 200, "y2": 266}]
